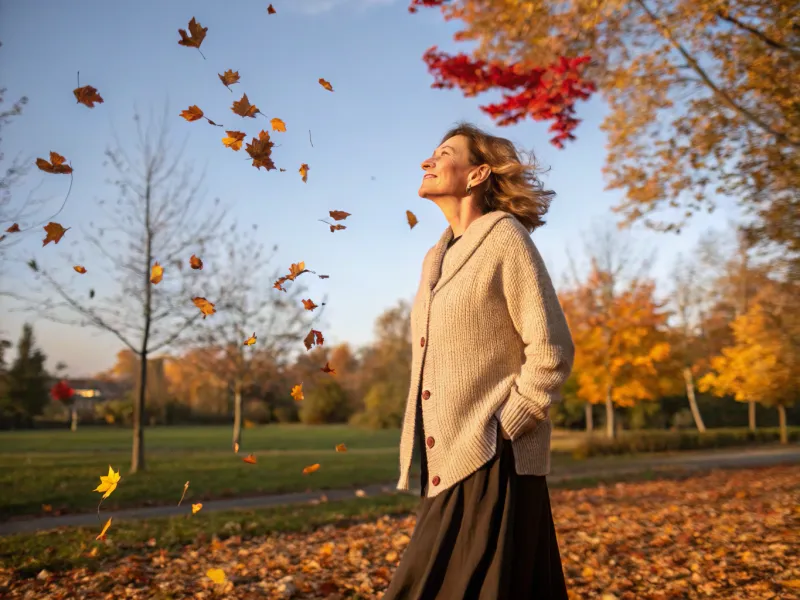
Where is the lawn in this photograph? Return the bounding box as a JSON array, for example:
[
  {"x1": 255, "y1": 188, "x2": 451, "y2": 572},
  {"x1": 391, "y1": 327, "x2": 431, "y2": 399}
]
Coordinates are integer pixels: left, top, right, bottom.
[{"x1": 0, "y1": 425, "x2": 590, "y2": 520}]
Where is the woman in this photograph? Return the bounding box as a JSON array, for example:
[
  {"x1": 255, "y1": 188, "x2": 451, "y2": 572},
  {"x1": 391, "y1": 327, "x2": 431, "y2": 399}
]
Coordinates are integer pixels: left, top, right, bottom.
[{"x1": 382, "y1": 123, "x2": 575, "y2": 600}]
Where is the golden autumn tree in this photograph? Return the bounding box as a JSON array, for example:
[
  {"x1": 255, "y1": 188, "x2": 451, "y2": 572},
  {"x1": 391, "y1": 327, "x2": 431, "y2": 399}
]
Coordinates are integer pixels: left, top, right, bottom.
[
  {"x1": 561, "y1": 263, "x2": 672, "y2": 439},
  {"x1": 699, "y1": 282, "x2": 799, "y2": 444}
]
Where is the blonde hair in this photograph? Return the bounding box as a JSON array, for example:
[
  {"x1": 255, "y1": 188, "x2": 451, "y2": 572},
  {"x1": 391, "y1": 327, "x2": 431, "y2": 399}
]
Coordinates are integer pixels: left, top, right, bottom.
[{"x1": 441, "y1": 122, "x2": 554, "y2": 233}]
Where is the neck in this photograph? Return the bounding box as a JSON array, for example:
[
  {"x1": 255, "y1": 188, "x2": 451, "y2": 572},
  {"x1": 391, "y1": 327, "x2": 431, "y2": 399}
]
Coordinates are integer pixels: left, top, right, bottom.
[{"x1": 433, "y1": 196, "x2": 485, "y2": 238}]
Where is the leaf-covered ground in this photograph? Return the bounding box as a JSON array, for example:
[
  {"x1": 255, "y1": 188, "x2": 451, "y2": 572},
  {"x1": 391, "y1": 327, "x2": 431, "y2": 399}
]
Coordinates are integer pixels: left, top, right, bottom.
[{"x1": 1, "y1": 465, "x2": 797, "y2": 599}]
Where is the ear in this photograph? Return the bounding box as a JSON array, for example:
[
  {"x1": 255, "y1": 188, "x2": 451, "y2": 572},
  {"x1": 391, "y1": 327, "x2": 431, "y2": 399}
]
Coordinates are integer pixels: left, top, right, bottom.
[{"x1": 467, "y1": 164, "x2": 491, "y2": 188}]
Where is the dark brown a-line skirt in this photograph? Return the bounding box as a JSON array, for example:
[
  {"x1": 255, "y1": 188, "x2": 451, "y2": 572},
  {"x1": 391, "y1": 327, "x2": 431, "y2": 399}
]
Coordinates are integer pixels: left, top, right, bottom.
[{"x1": 382, "y1": 404, "x2": 569, "y2": 600}]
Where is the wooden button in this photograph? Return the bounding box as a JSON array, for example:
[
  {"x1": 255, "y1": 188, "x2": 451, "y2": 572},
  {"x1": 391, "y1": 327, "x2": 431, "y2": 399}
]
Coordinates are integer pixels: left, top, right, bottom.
[
  {"x1": 420, "y1": 337, "x2": 425, "y2": 347},
  {"x1": 422, "y1": 390, "x2": 431, "y2": 400},
  {"x1": 432, "y1": 475, "x2": 441, "y2": 486}
]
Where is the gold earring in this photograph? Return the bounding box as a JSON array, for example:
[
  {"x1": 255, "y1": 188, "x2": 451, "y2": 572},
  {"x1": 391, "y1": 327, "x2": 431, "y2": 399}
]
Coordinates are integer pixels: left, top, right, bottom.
[{"x1": 466, "y1": 184, "x2": 472, "y2": 195}]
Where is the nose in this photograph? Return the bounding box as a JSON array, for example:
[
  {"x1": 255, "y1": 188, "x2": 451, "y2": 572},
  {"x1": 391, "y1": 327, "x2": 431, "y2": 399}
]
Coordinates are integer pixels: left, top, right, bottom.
[{"x1": 421, "y1": 157, "x2": 435, "y2": 171}]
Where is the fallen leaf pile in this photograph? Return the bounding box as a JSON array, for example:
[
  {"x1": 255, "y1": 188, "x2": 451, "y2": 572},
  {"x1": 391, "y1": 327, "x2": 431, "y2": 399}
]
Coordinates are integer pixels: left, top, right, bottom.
[{"x1": 1, "y1": 466, "x2": 796, "y2": 598}]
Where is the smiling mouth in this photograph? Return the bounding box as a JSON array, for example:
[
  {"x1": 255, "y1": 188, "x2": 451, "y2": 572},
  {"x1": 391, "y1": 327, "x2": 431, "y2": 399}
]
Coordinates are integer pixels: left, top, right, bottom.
[{"x1": 423, "y1": 174, "x2": 436, "y2": 180}]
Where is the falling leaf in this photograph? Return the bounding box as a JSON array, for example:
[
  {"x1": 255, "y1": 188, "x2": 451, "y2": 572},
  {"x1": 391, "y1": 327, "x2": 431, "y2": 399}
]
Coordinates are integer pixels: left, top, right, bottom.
[
  {"x1": 321, "y1": 362, "x2": 337, "y2": 375},
  {"x1": 73, "y1": 85, "x2": 104, "y2": 108},
  {"x1": 270, "y1": 117, "x2": 286, "y2": 132},
  {"x1": 206, "y1": 568, "x2": 226, "y2": 585},
  {"x1": 243, "y1": 332, "x2": 257, "y2": 346},
  {"x1": 178, "y1": 481, "x2": 190, "y2": 506},
  {"x1": 327, "y1": 223, "x2": 346, "y2": 232},
  {"x1": 232, "y1": 93, "x2": 259, "y2": 118},
  {"x1": 93, "y1": 466, "x2": 121, "y2": 500},
  {"x1": 150, "y1": 261, "x2": 164, "y2": 284},
  {"x1": 233, "y1": 442, "x2": 239, "y2": 453},
  {"x1": 291, "y1": 384, "x2": 304, "y2": 402},
  {"x1": 303, "y1": 463, "x2": 321, "y2": 475},
  {"x1": 242, "y1": 453, "x2": 257, "y2": 464},
  {"x1": 6, "y1": 223, "x2": 20, "y2": 233},
  {"x1": 189, "y1": 254, "x2": 203, "y2": 270},
  {"x1": 73, "y1": 265, "x2": 87, "y2": 274},
  {"x1": 355, "y1": 489, "x2": 366, "y2": 497},
  {"x1": 192, "y1": 297, "x2": 216, "y2": 318},
  {"x1": 36, "y1": 152, "x2": 73, "y2": 174},
  {"x1": 289, "y1": 262, "x2": 306, "y2": 280},
  {"x1": 319, "y1": 78, "x2": 334, "y2": 92},
  {"x1": 302, "y1": 299, "x2": 318, "y2": 311},
  {"x1": 218, "y1": 69, "x2": 240, "y2": 90},
  {"x1": 96, "y1": 517, "x2": 112, "y2": 540},
  {"x1": 42, "y1": 504, "x2": 53, "y2": 513},
  {"x1": 178, "y1": 17, "x2": 207, "y2": 49},
  {"x1": 329, "y1": 210, "x2": 350, "y2": 221},
  {"x1": 335, "y1": 443, "x2": 347, "y2": 452},
  {"x1": 222, "y1": 130, "x2": 246, "y2": 151},
  {"x1": 42, "y1": 222, "x2": 69, "y2": 246},
  {"x1": 89, "y1": 288, "x2": 95, "y2": 299},
  {"x1": 245, "y1": 131, "x2": 276, "y2": 170},
  {"x1": 267, "y1": 3, "x2": 276, "y2": 13},
  {"x1": 299, "y1": 163, "x2": 310, "y2": 183},
  {"x1": 192, "y1": 503, "x2": 203, "y2": 514},
  {"x1": 180, "y1": 105, "x2": 204, "y2": 122},
  {"x1": 406, "y1": 210, "x2": 418, "y2": 229},
  {"x1": 303, "y1": 329, "x2": 324, "y2": 350}
]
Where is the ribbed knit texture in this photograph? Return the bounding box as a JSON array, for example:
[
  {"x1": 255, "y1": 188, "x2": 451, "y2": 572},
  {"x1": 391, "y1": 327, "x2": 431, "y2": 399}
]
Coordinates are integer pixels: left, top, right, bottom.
[{"x1": 397, "y1": 210, "x2": 575, "y2": 498}]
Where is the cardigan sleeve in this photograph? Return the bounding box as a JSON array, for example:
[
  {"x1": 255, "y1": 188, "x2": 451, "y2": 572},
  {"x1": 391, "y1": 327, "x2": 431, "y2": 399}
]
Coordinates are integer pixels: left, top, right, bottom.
[{"x1": 496, "y1": 223, "x2": 575, "y2": 441}]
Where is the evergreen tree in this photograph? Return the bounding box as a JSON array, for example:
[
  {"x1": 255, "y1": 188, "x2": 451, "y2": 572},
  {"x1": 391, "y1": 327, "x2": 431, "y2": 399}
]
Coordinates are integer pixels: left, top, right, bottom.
[{"x1": 4, "y1": 323, "x2": 49, "y2": 424}]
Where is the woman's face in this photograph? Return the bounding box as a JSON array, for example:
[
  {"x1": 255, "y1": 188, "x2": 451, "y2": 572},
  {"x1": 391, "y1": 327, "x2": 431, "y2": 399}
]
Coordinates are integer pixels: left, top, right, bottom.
[{"x1": 418, "y1": 135, "x2": 475, "y2": 199}]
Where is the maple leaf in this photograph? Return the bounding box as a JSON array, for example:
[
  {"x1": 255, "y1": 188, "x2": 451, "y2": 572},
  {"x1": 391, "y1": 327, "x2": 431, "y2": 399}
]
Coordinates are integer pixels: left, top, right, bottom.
[
  {"x1": 180, "y1": 106, "x2": 204, "y2": 122},
  {"x1": 73, "y1": 265, "x2": 87, "y2": 274},
  {"x1": 232, "y1": 93, "x2": 260, "y2": 118},
  {"x1": 192, "y1": 503, "x2": 203, "y2": 514},
  {"x1": 406, "y1": 210, "x2": 418, "y2": 229},
  {"x1": 222, "y1": 130, "x2": 246, "y2": 151},
  {"x1": 242, "y1": 453, "x2": 257, "y2": 464},
  {"x1": 93, "y1": 465, "x2": 121, "y2": 500},
  {"x1": 329, "y1": 210, "x2": 350, "y2": 221},
  {"x1": 319, "y1": 78, "x2": 334, "y2": 92},
  {"x1": 328, "y1": 223, "x2": 346, "y2": 232},
  {"x1": 6, "y1": 223, "x2": 20, "y2": 233},
  {"x1": 302, "y1": 299, "x2": 318, "y2": 311},
  {"x1": 42, "y1": 222, "x2": 69, "y2": 246},
  {"x1": 192, "y1": 297, "x2": 216, "y2": 318},
  {"x1": 335, "y1": 443, "x2": 347, "y2": 452},
  {"x1": 303, "y1": 463, "x2": 321, "y2": 475},
  {"x1": 36, "y1": 152, "x2": 73, "y2": 174},
  {"x1": 189, "y1": 254, "x2": 203, "y2": 270},
  {"x1": 150, "y1": 261, "x2": 164, "y2": 284},
  {"x1": 299, "y1": 163, "x2": 310, "y2": 183},
  {"x1": 303, "y1": 329, "x2": 324, "y2": 350},
  {"x1": 289, "y1": 262, "x2": 306, "y2": 280},
  {"x1": 270, "y1": 117, "x2": 286, "y2": 132},
  {"x1": 243, "y1": 332, "x2": 257, "y2": 346},
  {"x1": 178, "y1": 17, "x2": 207, "y2": 49},
  {"x1": 267, "y1": 3, "x2": 276, "y2": 13},
  {"x1": 206, "y1": 568, "x2": 226, "y2": 585},
  {"x1": 73, "y1": 85, "x2": 104, "y2": 108},
  {"x1": 291, "y1": 383, "x2": 304, "y2": 402},
  {"x1": 218, "y1": 69, "x2": 240, "y2": 90},
  {"x1": 178, "y1": 481, "x2": 190, "y2": 506},
  {"x1": 96, "y1": 517, "x2": 112, "y2": 541},
  {"x1": 321, "y1": 362, "x2": 336, "y2": 375},
  {"x1": 245, "y1": 130, "x2": 276, "y2": 170}
]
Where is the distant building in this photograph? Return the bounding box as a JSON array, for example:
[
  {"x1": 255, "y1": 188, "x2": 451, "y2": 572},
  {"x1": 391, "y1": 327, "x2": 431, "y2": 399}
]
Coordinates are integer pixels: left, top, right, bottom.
[{"x1": 47, "y1": 378, "x2": 130, "y2": 414}]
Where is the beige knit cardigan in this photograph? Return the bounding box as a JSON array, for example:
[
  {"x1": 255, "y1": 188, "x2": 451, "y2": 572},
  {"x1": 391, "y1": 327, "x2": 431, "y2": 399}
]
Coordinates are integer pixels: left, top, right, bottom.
[{"x1": 396, "y1": 210, "x2": 575, "y2": 498}]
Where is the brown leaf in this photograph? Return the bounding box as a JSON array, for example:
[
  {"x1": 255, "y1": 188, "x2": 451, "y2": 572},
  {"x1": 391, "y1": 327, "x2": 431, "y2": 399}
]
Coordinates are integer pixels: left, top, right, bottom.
[
  {"x1": 178, "y1": 17, "x2": 207, "y2": 49},
  {"x1": 73, "y1": 265, "x2": 87, "y2": 274},
  {"x1": 406, "y1": 210, "x2": 418, "y2": 229},
  {"x1": 42, "y1": 222, "x2": 69, "y2": 246},
  {"x1": 299, "y1": 163, "x2": 309, "y2": 183},
  {"x1": 270, "y1": 118, "x2": 286, "y2": 132},
  {"x1": 319, "y1": 78, "x2": 334, "y2": 92},
  {"x1": 5, "y1": 223, "x2": 20, "y2": 233},
  {"x1": 222, "y1": 130, "x2": 246, "y2": 151},
  {"x1": 232, "y1": 93, "x2": 259, "y2": 118},
  {"x1": 267, "y1": 3, "x2": 276, "y2": 13},
  {"x1": 189, "y1": 254, "x2": 203, "y2": 270},
  {"x1": 329, "y1": 224, "x2": 346, "y2": 232},
  {"x1": 218, "y1": 69, "x2": 240, "y2": 90},
  {"x1": 73, "y1": 85, "x2": 104, "y2": 108},
  {"x1": 36, "y1": 152, "x2": 73, "y2": 174},
  {"x1": 321, "y1": 362, "x2": 337, "y2": 375},
  {"x1": 303, "y1": 329, "x2": 324, "y2": 350},
  {"x1": 192, "y1": 297, "x2": 216, "y2": 318},
  {"x1": 180, "y1": 105, "x2": 204, "y2": 122},
  {"x1": 301, "y1": 298, "x2": 318, "y2": 311},
  {"x1": 329, "y1": 210, "x2": 350, "y2": 221},
  {"x1": 245, "y1": 131, "x2": 276, "y2": 170}
]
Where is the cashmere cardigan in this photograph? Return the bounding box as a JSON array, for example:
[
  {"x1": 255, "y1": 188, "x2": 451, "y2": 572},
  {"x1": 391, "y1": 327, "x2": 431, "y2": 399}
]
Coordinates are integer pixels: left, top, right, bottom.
[{"x1": 396, "y1": 210, "x2": 575, "y2": 498}]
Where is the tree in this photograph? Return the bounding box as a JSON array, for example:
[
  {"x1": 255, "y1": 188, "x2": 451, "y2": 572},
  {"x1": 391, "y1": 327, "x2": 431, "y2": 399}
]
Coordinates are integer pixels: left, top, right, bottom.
[
  {"x1": 23, "y1": 107, "x2": 226, "y2": 472},
  {"x1": 1, "y1": 324, "x2": 49, "y2": 426},
  {"x1": 411, "y1": 0, "x2": 800, "y2": 267},
  {"x1": 699, "y1": 282, "x2": 799, "y2": 443}
]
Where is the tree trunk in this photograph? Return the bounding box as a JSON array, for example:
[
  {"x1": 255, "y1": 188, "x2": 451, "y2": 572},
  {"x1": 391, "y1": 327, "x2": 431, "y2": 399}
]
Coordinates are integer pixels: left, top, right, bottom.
[
  {"x1": 232, "y1": 378, "x2": 243, "y2": 450},
  {"x1": 748, "y1": 400, "x2": 756, "y2": 432},
  {"x1": 682, "y1": 366, "x2": 706, "y2": 432},
  {"x1": 70, "y1": 407, "x2": 78, "y2": 432},
  {"x1": 605, "y1": 384, "x2": 616, "y2": 439},
  {"x1": 777, "y1": 404, "x2": 787, "y2": 444},
  {"x1": 585, "y1": 402, "x2": 593, "y2": 434},
  {"x1": 131, "y1": 351, "x2": 147, "y2": 473}
]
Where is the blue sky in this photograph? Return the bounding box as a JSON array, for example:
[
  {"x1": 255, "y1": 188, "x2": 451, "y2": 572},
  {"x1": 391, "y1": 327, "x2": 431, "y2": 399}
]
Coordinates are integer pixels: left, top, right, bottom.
[{"x1": 0, "y1": 0, "x2": 739, "y2": 376}]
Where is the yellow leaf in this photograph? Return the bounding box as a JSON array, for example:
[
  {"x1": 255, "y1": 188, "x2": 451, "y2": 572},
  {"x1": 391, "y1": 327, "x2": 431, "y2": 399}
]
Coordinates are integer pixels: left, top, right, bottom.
[
  {"x1": 299, "y1": 163, "x2": 309, "y2": 183},
  {"x1": 93, "y1": 465, "x2": 121, "y2": 499},
  {"x1": 270, "y1": 118, "x2": 286, "y2": 132},
  {"x1": 243, "y1": 332, "x2": 257, "y2": 346},
  {"x1": 96, "y1": 517, "x2": 112, "y2": 540},
  {"x1": 192, "y1": 503, "x2": 203, "y2": 514},
  {"x1": 206, "y1": 568, "x2": 226, "y2": 584},
  {"x1": 150, "y1": 261, "x2": 164, "y2": 284},
  {"x1": 222, "y1": 130, "x2": 246, "y2": 151},
  {"x1": 291, "y1": 383, "x2": 304, "y2": 402}
]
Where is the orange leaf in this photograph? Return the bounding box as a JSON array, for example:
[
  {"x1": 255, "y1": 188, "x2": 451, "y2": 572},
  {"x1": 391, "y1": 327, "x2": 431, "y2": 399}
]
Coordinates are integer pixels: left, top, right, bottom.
[
  {"x1": 73, "y1": 85, "x2": 104, "y2": 108},
  {"x1": 267, "y1": 3, "x2": 276, "y2": 13},
  {"x1": 406, "y1": 210, "x2": 418, "y2": 229},
  {"x1": 335, "y1": 443, "x2": 347, "y2": 452},
  {"x1": 218, "y1": 69, "x2": 240, "y2": 90},
  {"x1": 191, "y1": 503, "x2": 203, "y2": 514},
  {"x1": 303, "y1": 329, "x2": 324, "y2": 350},
  {"x1": 42, "y1": 503, "x2": 53, "y2": 513},
  {"x1": 206, "y1": 568, "x2": 226, "y2": 585},
  {"x1": 245, "y1": 130, "x2": 276, "y2": 170},
  {"x1": 289, "y1": 262, "x2": 306, "y2": 280},
  {"x1": 222, "y1": 130, "x2": 246, "y2": 151},
  {"x1": 299, "y1": 163, "x2": 310, "y2": 183},
  {"x1": 291, "y1": 383, "x2": 304, "y2": 402},
  {"x1": 302, "y1": 299, "x2": 318, "y2": 311},
  {"x1": 319, "y1": 78, "x2": 334, "y2": 92},
  {"x1": 178, "y1": 17, "x2": 207, "y2": 49},
  {"x1": 180, "y1": 105, "x2": 204, "y2": 122},
  {"x1": 42, "y1": 222, "x2": 69, "y2": 246},
  {"x1": 329, "y1": 224, "x2": 346, "y2": 232},
  {"x1": 5, "y1": 223, "x2": 20, "y2": 233},
  {"x1": 192, "y1": 297, "x2": 216, "y2": 319},
  {"x1": 243, "y1": 332, "x2": 257, "y2": 346},
  {"x1": 321, "y1": 362, "x2": 337, "y2": 375},
  {"x1": 189, "y1": 254, "x2": 203, "y2": 270},
  {"x1": 242, "y1": 453, "x2": 257, "y2": 464},
  {"x1": 302, "y1": 463, "x2": 321, "y2": 475},
  {"x1": 232, "y1": 93, "x2": 259, "y2": 118},
  {"x1": 270, "y1": 117, "x2": 286, "y2": 132},
  {"x1": 96, "y1": 517, "x2": 112, "y2": 541},
  {"x1": 73, "y1": 265, "x2": 87, "y2": 274},
  {"x1": 150, "y1": 261, "x2": 164, "y2": 284},
  {"x1": 329, "y1": 210, "x2": 350, "y2": 221},
  {"x1": 36, "y1": 152, "x2": 73, "y2": 174}
]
